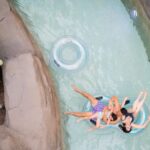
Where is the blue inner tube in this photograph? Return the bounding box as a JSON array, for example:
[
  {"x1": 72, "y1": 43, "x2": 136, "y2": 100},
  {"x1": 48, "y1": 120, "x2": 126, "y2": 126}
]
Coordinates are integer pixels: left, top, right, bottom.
[{"x1": 84, "y1": 96, "x2": 148, "y2": 134}]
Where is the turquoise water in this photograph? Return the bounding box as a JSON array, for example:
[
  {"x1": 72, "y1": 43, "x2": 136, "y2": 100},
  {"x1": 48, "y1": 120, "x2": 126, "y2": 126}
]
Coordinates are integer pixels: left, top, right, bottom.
[{"x1": 12, "y1": 0, "x2": 150, "y2": 149}]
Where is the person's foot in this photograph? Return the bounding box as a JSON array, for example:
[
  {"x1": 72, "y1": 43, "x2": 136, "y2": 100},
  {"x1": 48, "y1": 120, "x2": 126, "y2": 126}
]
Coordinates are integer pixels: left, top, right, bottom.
[
  {"x1": 71, "y1": 85, "x2": 80, "y2": 92},
  {"x1": 144, "y1": 91, "x2": 148, "y2": 95},
  {"x1": 76, "y1": 119, "x2": 81, "y2": 123},
  {"x1": 148, "y1": 116, "x2": 150, "y2": 121},
  {"x1": 142, "y1": 91, "x2": 148, "y2": 98},
  {"x1": 64, "y1": 112, "x2": 72, "y2": 115},
  {"x1": 140, "y1": 91, "x2": 144, "y2": 95}
]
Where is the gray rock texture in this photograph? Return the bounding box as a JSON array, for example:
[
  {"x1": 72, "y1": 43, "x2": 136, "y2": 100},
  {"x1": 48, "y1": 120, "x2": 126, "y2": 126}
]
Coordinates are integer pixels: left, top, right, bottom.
[
  {"x1": 0, "y1": 0, "x2": 34, "y2": 59},
  {"x1": 140, "y1": 0, "x2": 150, "y2": 20},
  {"x1": 3, "y1": 53, "x2": 62, "y2": 150},
  {"x1": 0, "y1": 0, "x2": 62, "y2": 149}
]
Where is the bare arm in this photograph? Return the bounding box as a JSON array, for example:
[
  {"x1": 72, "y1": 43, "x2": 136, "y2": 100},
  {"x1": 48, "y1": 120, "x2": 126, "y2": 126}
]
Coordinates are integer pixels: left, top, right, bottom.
[
  {"x1": 108, "y1": 96, "x2": 120, "y2": 113},
  {"x1": 132, "y1": 116, "x2": 150, "y2": 129},
  {"x1": 109, "y1": 117, "x2": 121, "y2": 125},
  {"x1": 121, "y1": 97, "x2": 128, "y2": 107},
  {"x1": 87, "y1": 117, "x2": 106, "y2": 131},
  {"x1": 103, "y1": 114, "x2": 120, "y2": 125}
]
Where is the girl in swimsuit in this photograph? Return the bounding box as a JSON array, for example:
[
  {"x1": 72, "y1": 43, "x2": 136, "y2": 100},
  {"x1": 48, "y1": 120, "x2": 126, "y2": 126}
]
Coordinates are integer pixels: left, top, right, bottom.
[
  {"x1": 119, "y1": 91, "x2": 150, "y2": 133},
  {"x1": 90, "y1": 96, "x2": 130, "y2": 126},
  {"x1": 65, "y1": 85, "x2": 121, "y2": 131}
]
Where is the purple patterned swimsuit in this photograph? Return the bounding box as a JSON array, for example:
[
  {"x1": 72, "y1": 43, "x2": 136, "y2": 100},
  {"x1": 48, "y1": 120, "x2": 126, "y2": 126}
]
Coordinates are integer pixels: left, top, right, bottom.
[
  {"x1": 91, "y1": 101, "x2": 106, "y2": 122},
  {"x1": 91, "y1": 100, "x2": 106, "y2": 113}
]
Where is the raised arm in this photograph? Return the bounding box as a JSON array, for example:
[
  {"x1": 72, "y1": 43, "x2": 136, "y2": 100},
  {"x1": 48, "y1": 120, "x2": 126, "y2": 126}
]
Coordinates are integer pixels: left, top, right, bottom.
[{"x1": 121, "y1": 97, "x2": 129, "y2": 107}]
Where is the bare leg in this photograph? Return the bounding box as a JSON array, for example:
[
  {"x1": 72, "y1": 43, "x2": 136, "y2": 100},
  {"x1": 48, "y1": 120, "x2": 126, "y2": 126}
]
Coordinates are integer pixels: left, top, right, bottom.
[
  {"x1": 72, "y1": 85, "x2": 98, "y2": 106},
  {"x1": 76, "y1": 112, "x2": 99, "y2": 123},
  {"x1": 132, "y1": 91, "x2": 144, "y2": 111},
  {"x1": 64, "y1": 111, "x2": 93, "y2": 117},
  {"x1": 133, "y1": 92, "x2": 147, "y2": 116}
]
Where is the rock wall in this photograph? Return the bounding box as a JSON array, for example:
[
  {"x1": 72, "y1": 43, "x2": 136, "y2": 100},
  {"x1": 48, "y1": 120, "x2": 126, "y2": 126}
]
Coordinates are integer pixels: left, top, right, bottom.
[
  {"x1": 140, "y1": 0, "x2": 150, "y2": 20},
  {"x1": 0, "y1": 0, "x2": 63, "y2": 149},
  {"x1": 0, "y1": 0, "x2": 35, "y2": 59},
  {"x1": 0, "y1": 126, "x2": 29, "y2": 150},
  {"x1": 3, "y1": 53, "x2": 62, "y2": 150}
]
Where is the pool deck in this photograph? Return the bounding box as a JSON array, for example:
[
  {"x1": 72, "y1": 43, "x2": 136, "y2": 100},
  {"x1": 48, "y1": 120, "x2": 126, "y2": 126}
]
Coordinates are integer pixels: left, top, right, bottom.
[{"x1": 0, "y1": 0, "x2": 62, "y2": 150}]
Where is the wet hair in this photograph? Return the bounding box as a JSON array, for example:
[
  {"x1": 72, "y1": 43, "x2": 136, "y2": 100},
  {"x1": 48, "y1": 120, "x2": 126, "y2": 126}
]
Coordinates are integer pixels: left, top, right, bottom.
[
  {"x1": 120, "y1": 108, "x2": 128, "y2": 115},
  {"x1": 118, "y1": 124, "x2": 132, "y2": 133},
  {"x1": 125, "y1": 99, "x2": 130, "y2": 105},
  {"x1": 111, "y1": 113, "x2": 117, "y2": 121}
]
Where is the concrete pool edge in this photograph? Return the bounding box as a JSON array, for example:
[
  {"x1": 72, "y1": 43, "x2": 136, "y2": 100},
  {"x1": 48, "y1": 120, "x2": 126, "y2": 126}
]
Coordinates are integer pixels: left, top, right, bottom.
[{"x1": 0, "y1": 0, "x2": 63, "y2": 149}]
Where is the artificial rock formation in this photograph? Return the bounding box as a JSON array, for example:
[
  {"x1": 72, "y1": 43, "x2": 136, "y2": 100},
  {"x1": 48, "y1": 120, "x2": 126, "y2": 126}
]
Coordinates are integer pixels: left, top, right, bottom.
[
  {"x1": 3, "y1": 53, "x2": 62, "y2": 150},
  {"x1": 0, "y1": 0, "x2": 62, "y2": 149}
]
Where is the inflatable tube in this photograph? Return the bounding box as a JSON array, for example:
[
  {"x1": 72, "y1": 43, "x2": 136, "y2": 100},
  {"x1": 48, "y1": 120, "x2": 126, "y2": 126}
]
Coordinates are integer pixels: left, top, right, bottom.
[
  {"x1": 84, "y1": 96, "x2": 148, "y2": 134},
  {"x1": 52, "y1": 37, "x2": 86, "y2": 70}
]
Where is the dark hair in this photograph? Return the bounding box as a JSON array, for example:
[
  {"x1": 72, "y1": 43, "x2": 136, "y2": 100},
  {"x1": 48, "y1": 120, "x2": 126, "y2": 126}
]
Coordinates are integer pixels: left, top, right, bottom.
[
  {"x1": 120, "y1": 108, "x2": 128, "y2": 115},
  {"x1": 125, "y1": 99, "x2": 130, "y2": 105},
  {"x1": 111, "y1": 113, "x2": 117, "y2": 121},
  {"x1": 118, "y1": 124, "x2": 131, "y2": 133}
]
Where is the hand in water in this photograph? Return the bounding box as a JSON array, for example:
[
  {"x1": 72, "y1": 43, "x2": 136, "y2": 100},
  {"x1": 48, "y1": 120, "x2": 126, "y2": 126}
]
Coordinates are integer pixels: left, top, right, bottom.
[
  {"x1": 76, "y1": 118, "x2": 82, "y2": 123},
  {"x1": 87, "y1": 127, "x2": 96, "y2": 132},
  {"x1": 64, "y1": 112, "x2": 70, "y2": 115},
  {"x1": 144, "y1": 91, "x2": 148, "y2": 96},
  {"x1": 99, "y1": 125, "x2": 106, "y2": 129},
  {"x1": 87, "y1": 125, "x2": 106, "y2": 132}
]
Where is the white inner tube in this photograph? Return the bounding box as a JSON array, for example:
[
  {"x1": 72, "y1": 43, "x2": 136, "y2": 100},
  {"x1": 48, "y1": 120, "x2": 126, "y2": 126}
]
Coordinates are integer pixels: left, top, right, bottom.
[{"x1": 53, "y1": 37, "x2": 86, "y2": 70}]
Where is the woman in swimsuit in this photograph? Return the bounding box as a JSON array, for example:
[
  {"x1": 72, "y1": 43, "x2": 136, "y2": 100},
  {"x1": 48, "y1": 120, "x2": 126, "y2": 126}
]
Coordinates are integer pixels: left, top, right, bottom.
[
  {"x1": 119, "y1": 91, "x2": 150, "y2": 133},
  {"x1": 90, "y1": 96, "x2": 130, "y2": 126},
  {"x1": 65, "y1": 85, "x2": 121, "y2": 131}
]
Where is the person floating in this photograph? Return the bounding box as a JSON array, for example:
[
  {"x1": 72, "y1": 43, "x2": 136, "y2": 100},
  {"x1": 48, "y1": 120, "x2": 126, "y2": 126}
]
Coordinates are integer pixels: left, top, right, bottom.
[
  {"x1": 119, "y1": 91, "x2": 150, "y2": 133},
  {"x1": 65, "y1": 85, "x2": 150, "y2": 133},
  {"x1": 65, "y1": 85, "x2": 125, "y2": 131}
]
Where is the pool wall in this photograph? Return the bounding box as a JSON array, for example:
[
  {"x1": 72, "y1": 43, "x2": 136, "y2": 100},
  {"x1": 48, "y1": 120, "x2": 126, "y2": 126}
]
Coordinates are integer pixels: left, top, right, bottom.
[
  {"x1": 121, "y1": 0, "x2": 150, "y2": 61},
  {"x1": 0, "y1": 0, "x2": 63, "y2": 149}
]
